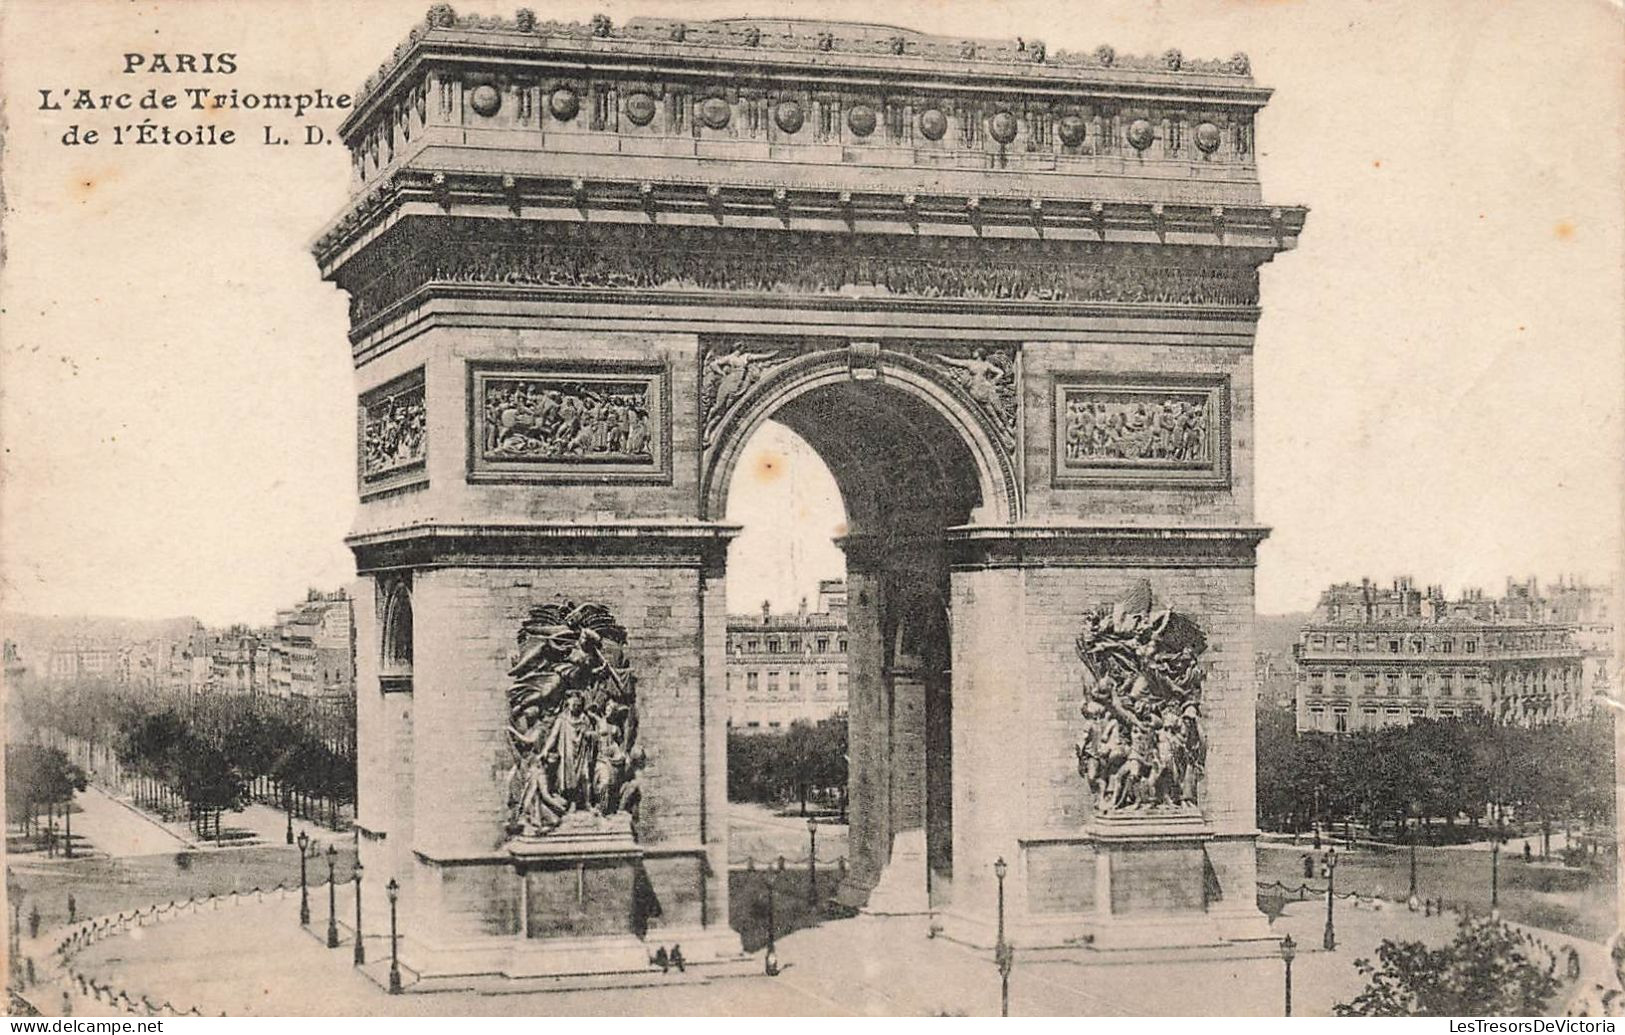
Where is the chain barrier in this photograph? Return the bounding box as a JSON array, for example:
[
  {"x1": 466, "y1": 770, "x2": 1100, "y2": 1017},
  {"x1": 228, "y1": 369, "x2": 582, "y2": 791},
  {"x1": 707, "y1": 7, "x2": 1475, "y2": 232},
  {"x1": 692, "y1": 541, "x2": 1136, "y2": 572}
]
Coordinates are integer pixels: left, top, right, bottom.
[
  {"x1": 1256, "y1": 880, "x2": 1587, "y2": 980},
  {"x1": 41, "y1": 879, "x2": 297, "y2": 1019},
  {"x1": 728, "y1": 854, "x2": 849, "y2": 869}
]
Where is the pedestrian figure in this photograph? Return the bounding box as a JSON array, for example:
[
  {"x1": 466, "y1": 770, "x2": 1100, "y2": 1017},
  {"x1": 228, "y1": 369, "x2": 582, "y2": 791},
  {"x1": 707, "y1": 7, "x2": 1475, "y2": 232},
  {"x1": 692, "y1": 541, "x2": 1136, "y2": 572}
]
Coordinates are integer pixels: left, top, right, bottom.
[
  {"x1": 28, "y1": 904, "x2": 41, "y2": 939},
  {"x1": 1302, "y1": 853, "x2": 1315, "y2": 878},
  {"x1": 25, "y1": 957, "x2": 35, "y2": 986},
  {"x1": 67, "y1": 894, "x2": 76, "y2": 923},
  {"x1": 1523, "y1": 841, "x2": 1533, "y2": 862}
]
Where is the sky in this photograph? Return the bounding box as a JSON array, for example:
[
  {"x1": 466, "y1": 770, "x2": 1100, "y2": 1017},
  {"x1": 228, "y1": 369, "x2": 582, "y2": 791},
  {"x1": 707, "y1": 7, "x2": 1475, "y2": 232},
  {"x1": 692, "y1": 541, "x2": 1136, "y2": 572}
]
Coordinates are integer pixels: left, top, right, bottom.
[{"x1": 0, "y1": 0, "x2": 1620, "y2": 626}]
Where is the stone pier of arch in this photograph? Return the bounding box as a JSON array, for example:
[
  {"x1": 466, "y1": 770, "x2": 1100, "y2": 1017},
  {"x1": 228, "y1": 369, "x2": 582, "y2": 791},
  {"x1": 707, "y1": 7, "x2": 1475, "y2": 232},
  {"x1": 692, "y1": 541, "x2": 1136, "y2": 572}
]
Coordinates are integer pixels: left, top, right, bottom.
[{"x1": 316, "y1": 8, "x2": 1306, "y2": 980}]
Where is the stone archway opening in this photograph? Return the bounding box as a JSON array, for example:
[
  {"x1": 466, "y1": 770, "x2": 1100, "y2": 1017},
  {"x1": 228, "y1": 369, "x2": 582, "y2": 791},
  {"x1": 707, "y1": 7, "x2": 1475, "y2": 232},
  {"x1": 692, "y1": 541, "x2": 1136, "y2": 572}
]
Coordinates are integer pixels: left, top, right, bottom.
[{"x1": 716, "y1": 374, "x2": 991, "y2": 915}]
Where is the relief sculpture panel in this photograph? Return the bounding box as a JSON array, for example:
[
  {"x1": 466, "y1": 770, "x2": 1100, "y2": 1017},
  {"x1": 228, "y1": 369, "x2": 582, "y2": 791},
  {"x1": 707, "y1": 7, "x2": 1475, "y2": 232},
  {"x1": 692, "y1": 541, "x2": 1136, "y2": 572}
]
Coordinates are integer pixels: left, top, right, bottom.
[
  {"x1": 1073, "y1": 580, "x2": 1208, "y2": 816},
  {"x1": 469, "y1": 363, "x2": 670, "y2": 483},
  {"x1": 1053, "y1": 374, "x2": 1229, "y2": 488},
  {"x1": 359, "y1": 368, "x2": 427, "y2": 497},
  {"x1": 935, "y1": 346, "x2": 1018, "y2": 451},
  {"x1": 505, "y1": 600, "x2": 644, "y2": 838},
  {"x1": 700, "y1": 343, "x2": 787, "y2": 447}
]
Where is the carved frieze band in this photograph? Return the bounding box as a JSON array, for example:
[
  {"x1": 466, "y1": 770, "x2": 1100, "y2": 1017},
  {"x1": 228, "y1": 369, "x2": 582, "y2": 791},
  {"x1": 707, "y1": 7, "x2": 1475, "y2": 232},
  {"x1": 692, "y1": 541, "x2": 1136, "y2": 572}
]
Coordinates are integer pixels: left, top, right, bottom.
[
  {"x1": 343, "y1": 223, "x2": 1260, "y2": 328},
  {"x1": 468, "y1": 362, "x2": 671, "y2": 483},
  {"x1": 359, "y1": 367, "x2": 427, "y2": 497},
  {"x1": 1052, "y1": 373, "x2": 1230, "y2": 488}
]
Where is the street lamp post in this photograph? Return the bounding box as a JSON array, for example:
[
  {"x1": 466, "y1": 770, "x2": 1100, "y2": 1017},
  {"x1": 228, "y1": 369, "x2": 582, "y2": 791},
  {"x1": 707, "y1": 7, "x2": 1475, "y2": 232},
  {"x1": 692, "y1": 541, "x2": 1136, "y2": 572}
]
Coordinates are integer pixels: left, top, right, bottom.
[
  {"x1": 764, "y1": 856, "x2": 782, "y2": 976},
  {"x1": 352, "y1": 861, "x2": 365, "y2": 966},
  {"x1": 1491, "y1": 822, "x2": 1502, "y2": 917},
  {"x1": 1408, "y1": 802, "x2": 1420, "y2": 911},
  {"x1": 1322, "y1": 847, "x2": 1338, "y2": 951},
  {"x1": 1280, "y1": 934, "x2": 1296, "y2": 1017},
  {"x1": 807, "y1": 819, "x2": 819, "y2": 907},
  {"x1": 994, "y1": 857, "x2": 1013, "y2": 1018},
  {"x1": 296, "y1": 831, "x2": 311, "y2": 926},
  {"x1": 284, "y1": 789, "x2": 294, "y2": 846},
  {"x1": 326, "y1": 844, "x2": 340, "y2": 948},
  {"x1": 386, "y1": 878, "x2": 402, "y2": 994},
  {"x1": 6, "y1": 871, "x2": 21, "y2": 984}
]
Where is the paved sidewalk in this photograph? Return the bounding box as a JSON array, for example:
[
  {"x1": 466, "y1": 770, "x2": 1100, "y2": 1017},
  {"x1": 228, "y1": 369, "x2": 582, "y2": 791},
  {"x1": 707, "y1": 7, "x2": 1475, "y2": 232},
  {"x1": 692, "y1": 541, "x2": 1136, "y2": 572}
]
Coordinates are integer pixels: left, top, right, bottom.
[
  {"x1": 727, "y1": 803, "x2": 849, "y2": 867},
  {"x1": 95, "y1": 786, "x2": 349, "y2": 854},
  {"x1": 47, "y1": 884, "x2": 1604, "y2": 1017},
  {"x1": 40, "y1": 786, "x2": 189, "y2": 859}
]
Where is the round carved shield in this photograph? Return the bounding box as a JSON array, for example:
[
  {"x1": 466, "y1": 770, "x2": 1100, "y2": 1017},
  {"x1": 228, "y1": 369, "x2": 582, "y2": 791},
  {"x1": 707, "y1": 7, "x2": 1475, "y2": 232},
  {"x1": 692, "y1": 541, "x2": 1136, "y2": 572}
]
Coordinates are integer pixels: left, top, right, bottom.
[
  {"x1": 469, "y1": 84, "x2": 501, "y2": 118},
  {"x1": 918, "y1": 107, "x2": 947, "y2": 141},
  {"x1": 1058, "y1": 114, "x2": 1087, "y2": 147},
  {"x1": 625, "y1": 92, "x2": 657, "y2": 127},
  {"x1": 549, "y1": 87, "x2": 580, "y2": 122},
  {"x1": 988, "y1": 110, "x2": 1018, "y2": 144},
  {"x1": 1195, "y1": 122, "x2": 1222, "y2": 154},
  {"x1": 699, "y1": 96, "x2": 732, "y2": 129},
  {"x1": 1127, "y1": 118, "x2": 1156, "y2": 151},
  {"x1": 773, "y1": 100, "x2": 804, "y2": 134},
  {"x1": 847, "y1": 104, "x2": 877, "y2": 137}
]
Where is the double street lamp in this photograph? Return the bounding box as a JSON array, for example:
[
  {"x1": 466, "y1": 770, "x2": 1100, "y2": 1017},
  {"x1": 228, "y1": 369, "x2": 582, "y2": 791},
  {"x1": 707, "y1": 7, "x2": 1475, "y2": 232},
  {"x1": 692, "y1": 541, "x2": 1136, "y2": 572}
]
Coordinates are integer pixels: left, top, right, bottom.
[{"x1": 296, "y1": 831, "x2": 311, "y2": 926}]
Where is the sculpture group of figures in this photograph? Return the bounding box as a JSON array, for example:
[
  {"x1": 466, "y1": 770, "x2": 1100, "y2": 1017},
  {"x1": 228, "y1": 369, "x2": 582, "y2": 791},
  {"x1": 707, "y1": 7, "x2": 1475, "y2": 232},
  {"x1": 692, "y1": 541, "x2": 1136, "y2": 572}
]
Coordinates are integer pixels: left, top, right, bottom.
[
  {"x1": 701, "y1": 345, "x2": 782, "y2": 444},
  {"x1": 1073, "y1": 582, "x2": 1208, "y2": 813},
  {"x1": 937, "y1": 349, "x2": 1017, "y2": 446},
  {"x1": 483, "y1": 379, "x2": 653, "y2": 462},
  {"x1": 506, "y1": 600, "x2": 644, "y2": 836},
  {"x1": 362, "y1": 388, "x2": 426, "y2": 478},
  {"x1": 1064, "y1": 393, "x2": 1209, "y2": 464}
]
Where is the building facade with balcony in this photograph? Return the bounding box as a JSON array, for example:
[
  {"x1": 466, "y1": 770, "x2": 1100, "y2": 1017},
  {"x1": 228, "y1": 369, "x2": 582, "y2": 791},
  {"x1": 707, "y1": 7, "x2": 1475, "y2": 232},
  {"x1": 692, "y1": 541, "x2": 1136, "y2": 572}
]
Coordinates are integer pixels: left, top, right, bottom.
[{"x1": 1294, "y1": 577, "x2": 1588, "y2": 733}]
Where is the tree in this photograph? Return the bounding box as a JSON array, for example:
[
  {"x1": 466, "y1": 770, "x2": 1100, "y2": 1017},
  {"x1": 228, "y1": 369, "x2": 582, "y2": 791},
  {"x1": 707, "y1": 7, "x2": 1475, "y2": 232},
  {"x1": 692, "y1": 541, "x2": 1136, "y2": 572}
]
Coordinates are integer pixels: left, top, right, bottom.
[
  {"x1": 176, "y1": 736, "x2": 245, "y2": 844},
  {"x1": 5, "y1": 744, "x2": 87, "y2": 833},
  {"x1": 727, "y1": 715, "x2": 848, "y2": 811},
  {"x1": 1336, "y1": 916, "x2": 1562, "y2": 1016}
]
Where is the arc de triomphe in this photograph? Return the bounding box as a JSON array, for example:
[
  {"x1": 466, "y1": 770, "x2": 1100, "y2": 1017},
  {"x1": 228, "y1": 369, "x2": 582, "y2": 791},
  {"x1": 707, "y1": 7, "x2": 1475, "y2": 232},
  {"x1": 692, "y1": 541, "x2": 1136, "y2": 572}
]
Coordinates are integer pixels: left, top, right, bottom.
[{"x1": 316, "y1": 6, "x2": 1306, "y2": 981}]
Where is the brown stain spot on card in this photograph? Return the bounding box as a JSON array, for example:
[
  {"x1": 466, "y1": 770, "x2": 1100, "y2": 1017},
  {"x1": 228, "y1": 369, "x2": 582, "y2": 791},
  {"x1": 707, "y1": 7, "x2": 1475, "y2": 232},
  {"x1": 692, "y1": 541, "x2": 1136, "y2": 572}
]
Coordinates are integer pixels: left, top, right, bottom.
[
  {"x1": 750, "y1": 449, "x2": 786, "y2": 483},
  {"x1": 1372, "y1": 159, "x2": 1382, "y2": 169},
  {"x1": 832, "y1": 521, "x2": 849, "y2": 537},
  {"x1": 1554, "y1": 221, "x2": 1576, "y2": 241}
]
